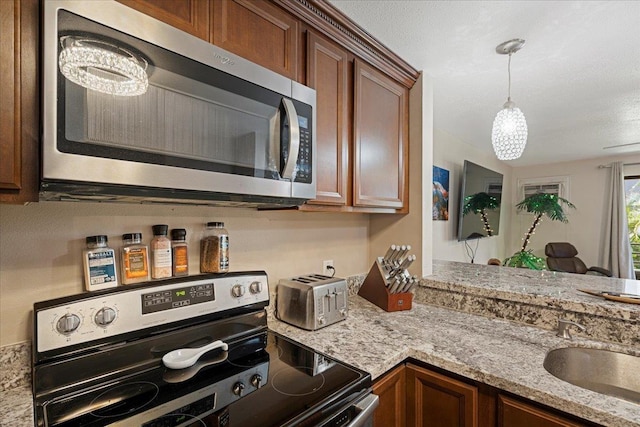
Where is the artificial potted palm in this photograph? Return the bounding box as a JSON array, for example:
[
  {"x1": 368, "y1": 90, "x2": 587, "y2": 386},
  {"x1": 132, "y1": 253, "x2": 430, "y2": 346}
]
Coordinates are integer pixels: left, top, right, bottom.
[
  {"x1": 504, "y1": 193, "x2": 575, "y2": 269},
  {"x1": 462, "y1": 192, "x2": 500, "y2": 236}
]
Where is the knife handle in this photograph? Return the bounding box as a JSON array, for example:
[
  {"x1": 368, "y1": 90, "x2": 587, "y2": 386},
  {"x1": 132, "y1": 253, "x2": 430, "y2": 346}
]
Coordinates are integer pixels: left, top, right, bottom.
[
  {"x1": 389, "y1": 277, "x2": 402, "y2": 293},
  {"x1": 396, "y1": 245, "x2": 408, "y2": 263},
  {"x1": 389, "y1": 246, "x2": 403, "y2": 263},
  {"x1": 383, "y1": 245, "x2": 396, "y2": 263}
]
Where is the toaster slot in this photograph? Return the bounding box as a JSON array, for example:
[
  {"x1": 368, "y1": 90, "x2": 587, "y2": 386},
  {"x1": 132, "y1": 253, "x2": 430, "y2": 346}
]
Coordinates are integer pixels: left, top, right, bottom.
[{"x1": 309, "y1": 274, "x2": 331, "y2": 280}]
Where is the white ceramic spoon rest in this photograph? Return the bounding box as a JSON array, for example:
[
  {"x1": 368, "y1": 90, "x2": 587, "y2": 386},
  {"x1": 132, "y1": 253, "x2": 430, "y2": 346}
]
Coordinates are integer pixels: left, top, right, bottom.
[{"x1": 162, "y1": 340, "x2": 229, "y2": 370}]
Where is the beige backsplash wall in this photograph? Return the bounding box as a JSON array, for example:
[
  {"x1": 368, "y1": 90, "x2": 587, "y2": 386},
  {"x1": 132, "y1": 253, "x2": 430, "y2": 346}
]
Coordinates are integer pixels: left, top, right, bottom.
[{"x1": 0, "y1": 202, "x2": 370, "y2": 346}]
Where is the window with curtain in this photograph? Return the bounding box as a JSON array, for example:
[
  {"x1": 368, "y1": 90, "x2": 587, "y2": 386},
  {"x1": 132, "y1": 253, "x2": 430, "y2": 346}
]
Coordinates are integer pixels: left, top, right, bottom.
[{"x1": 625, "y1": 175, "x2": 640, "y2": 272}]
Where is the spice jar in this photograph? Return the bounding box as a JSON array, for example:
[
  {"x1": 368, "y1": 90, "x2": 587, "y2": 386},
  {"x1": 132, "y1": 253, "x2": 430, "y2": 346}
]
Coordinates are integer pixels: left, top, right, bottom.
[
  {"x1": 150, "y1": 224, "x2": 172, "y2": 279},
  {"x1": 121, "y1": 233, "x2": 150, "y2": 284},
  {"x1": 83, "y1": 235, "x2": 119, "y2": 291},
  {"x1": 200, "y1": 222, "x2": 229, "y2": 273},
  {"x1": 171, "y1": 228, "x2": 189, "y2": 277}
]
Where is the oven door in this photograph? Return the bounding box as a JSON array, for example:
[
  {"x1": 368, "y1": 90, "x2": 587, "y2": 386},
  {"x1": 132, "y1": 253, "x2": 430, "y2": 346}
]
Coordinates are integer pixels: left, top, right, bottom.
[
  {"x1": 42, "y1": 1, "x2": 315, "y2": 204},
  {"x1": 319, "y1": 392, "x2": 379, "y2": 427}
]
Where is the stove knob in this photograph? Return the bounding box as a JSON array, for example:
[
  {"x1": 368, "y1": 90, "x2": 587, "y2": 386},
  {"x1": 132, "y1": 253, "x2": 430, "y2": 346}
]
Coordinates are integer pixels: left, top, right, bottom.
[
  {"x1": 231, "y1": 284, "x2": 246, "y2": 298},
  {"x1": 249, "y1": 281, "x2": 263, "y2": 294},
  {"x1": 56, "y1": 314, "x2": 81, "y2": 335},
  {"x1": 250, "y1": 373, "x2": 263, "y2": 388},
  {"x1": 94, "y1": 307, "x2": 117, "y2": 327},
  {"x1": 232, "y1": 381, "x2": 245, "y2": 396}
]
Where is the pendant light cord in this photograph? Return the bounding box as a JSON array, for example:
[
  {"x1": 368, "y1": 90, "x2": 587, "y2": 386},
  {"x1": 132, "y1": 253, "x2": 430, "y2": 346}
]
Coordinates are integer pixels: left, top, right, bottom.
[{"x1": 507, "y1": 53, "x2": 512, "y2": 102}]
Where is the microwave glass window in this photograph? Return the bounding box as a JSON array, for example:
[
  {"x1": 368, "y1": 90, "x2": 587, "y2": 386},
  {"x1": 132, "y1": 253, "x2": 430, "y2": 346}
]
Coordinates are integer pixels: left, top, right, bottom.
[{"x1": 65, "y1": 69, "x2": 276, "y2": 174}]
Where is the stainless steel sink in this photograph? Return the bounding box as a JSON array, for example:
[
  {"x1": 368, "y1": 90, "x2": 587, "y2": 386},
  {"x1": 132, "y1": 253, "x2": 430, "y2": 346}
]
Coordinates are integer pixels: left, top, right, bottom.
[{"x1": 543, "y1": 347, "x2": 640, "y2": 404}]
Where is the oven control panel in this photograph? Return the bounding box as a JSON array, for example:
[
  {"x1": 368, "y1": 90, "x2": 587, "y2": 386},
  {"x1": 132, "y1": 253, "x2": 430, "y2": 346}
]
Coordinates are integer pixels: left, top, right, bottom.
[{"x1": 35, "y1": 272, "x2": 269, "y2": 353}]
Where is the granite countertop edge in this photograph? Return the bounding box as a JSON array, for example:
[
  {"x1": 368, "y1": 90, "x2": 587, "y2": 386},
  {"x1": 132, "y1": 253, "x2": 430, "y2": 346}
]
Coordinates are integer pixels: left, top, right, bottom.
[
  {"x1": 268, "y1": 297, "x2": 640, "y2": 427},
  {"x1": 425, "y1": 261, "x2": 640, "y2": 321}
]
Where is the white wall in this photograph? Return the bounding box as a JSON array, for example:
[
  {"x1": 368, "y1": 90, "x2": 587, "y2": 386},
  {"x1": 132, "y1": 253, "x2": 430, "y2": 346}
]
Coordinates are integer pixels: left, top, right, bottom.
[
  {"x1": 431, "y1": 128, "x2": 513, "y2": 264},
  {"x1": 0, "y1": 202, "x2": 370, "y2": 346},
  {"x1": 510, "y1": 153, "x2": 640, "y2": 268}
]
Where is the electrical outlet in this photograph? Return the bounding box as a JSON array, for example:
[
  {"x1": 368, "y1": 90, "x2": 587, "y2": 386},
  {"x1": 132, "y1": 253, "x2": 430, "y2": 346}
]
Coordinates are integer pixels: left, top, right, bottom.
[{"x1": 322, "y1": 260, "x2": 334, "y2": 275}]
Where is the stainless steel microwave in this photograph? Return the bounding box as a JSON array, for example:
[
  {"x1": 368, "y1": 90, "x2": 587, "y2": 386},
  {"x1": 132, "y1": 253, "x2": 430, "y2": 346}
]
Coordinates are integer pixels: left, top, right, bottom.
[{"x1": 41, "y1": 0, "x2": 316, "y2": 207}]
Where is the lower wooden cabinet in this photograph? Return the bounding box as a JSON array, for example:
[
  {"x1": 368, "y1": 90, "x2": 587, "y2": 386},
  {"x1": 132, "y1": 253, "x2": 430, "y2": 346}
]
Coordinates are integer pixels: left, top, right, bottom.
[
  {"x1": 372, "y1": 362, "x2": 595, "y2": 427},
  {"x1": 373, "y1": 364, "x2": 406, "y2": 427},
  {"x1": 497, "y1": 395, "x2": 585, "y2": 427},
  {"x1": 406, "y1": 363, "x2": 478, "y2": 427}
]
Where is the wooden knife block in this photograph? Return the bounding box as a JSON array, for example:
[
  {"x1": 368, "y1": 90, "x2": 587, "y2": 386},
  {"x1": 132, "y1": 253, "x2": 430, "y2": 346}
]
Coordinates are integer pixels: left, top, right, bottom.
[{"x1": 358, "y1": 258, "x2": 412, "y2": 312}]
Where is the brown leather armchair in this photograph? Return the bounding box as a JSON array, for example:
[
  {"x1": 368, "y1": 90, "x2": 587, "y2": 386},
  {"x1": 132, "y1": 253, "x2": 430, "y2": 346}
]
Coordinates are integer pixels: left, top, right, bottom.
[{"x1": 545, "y1": 242, "x2": 613, "y2": 277}]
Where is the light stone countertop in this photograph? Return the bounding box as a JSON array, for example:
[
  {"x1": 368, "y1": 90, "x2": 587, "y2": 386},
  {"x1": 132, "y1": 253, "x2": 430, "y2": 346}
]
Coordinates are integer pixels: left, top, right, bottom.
[
  {"x1": 268, "y1": 296, "x2": 640, "y2": 427},
  {"x1": 428, "y1": 260, "x2": 640, "y2": 320},
  {"x1": 0, "y1": 386, "x2": 33, "y2": 427}
]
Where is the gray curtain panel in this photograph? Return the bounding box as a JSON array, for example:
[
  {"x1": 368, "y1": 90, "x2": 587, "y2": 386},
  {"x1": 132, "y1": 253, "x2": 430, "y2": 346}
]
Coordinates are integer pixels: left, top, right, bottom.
[{"x1": 602, "y1": 162, "x2": 635, "y2": 279}]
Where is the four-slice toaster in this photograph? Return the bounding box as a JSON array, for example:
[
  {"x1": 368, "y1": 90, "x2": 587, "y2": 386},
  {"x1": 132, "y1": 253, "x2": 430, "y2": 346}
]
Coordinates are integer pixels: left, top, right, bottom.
[{"x1": 276, "y1": 274, "x2": 348, "y2": 330}]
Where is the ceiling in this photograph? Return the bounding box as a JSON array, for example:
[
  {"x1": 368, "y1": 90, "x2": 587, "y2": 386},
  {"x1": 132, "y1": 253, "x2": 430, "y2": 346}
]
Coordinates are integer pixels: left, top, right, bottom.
[{"x1": 328, "y1": 1, "x2": 640, "y2": 167}]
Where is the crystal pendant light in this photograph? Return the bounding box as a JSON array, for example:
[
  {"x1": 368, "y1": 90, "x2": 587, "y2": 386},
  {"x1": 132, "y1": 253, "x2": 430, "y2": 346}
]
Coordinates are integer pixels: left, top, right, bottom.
[
  {"x1": 491, "y1": 39, "x2": 527, "y2": 160},
  {"x1": 58, "y1": 36, "x2": 148, "y2": 97}
]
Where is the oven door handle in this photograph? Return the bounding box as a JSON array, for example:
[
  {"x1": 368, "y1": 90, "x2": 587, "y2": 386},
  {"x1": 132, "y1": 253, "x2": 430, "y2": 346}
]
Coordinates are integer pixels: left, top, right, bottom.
[{"x1": 346, "y1": 393, "x2": 379, "y2": 427}]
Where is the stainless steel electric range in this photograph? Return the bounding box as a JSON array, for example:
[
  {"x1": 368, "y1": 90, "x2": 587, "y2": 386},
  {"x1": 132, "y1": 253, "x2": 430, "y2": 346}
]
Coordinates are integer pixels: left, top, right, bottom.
[{"x1": 32, "y1": 271, "x2": 377, "y2": 426}]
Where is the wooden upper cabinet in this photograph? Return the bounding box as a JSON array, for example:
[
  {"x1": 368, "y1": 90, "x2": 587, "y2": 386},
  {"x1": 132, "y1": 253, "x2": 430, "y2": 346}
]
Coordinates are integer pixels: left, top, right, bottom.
[
  {"x1": 211, "y1": 0, "x2": 298, "y2": 80},
  {"x1": 305, "y1": 31, "x2": 350, "y2": 206},
  {"x1": 406, "y1": 363, "x2": 478, "y2": 427},
  {"x1": 372, "y1": 364, "x2": 407, "y2": 427},
  {"x1": 0, "y1": 0, "x2": 38, "y2": 203},
  {"x1": 0, "y1": 0, "x2": 20, "y2": 190},
  {"x1": 117, "y1": 0, "x2": 210, "y2": 41},
  {"x1": 353, "y1": 59, "x2": 408, "y2": 210}
]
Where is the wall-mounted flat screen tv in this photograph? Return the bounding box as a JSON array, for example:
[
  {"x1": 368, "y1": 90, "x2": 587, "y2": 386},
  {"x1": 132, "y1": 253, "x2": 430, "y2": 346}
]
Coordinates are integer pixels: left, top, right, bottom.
[{"x1": 457, "y1": 160, "x2": 504, "y2": 241}]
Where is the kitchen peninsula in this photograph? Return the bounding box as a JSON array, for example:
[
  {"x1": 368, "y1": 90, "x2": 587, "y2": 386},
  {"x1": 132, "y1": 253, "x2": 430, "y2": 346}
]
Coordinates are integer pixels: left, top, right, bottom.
[
  {"x1": 1, "y1": 261, "x2": 639, "y2": 426},
  {"x1": 270, "y1": 261, "x2": 639, "y2": 426}
]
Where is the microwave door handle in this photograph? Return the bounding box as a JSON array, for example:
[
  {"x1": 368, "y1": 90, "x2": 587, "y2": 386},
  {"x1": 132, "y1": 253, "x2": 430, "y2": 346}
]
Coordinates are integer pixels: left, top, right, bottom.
[{"x1": 281, "y1": 98, "x2": 300, "y2": 180}]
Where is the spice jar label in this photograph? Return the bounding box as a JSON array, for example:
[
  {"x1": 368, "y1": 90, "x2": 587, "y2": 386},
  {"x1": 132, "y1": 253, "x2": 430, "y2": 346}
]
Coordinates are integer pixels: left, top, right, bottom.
[
  {"x1": 220, "y1": 235, "x2": 229, "y2": 269},
  {"x1": 87, "y1": 251, "x2": 117, "y2": 285},
  {"x1": 124, "y1": 248, "x2": 149, "y2": 279}
]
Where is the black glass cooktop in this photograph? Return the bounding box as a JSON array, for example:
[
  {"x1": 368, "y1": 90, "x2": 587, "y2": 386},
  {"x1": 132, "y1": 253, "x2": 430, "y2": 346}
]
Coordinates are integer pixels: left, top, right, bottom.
[{"x1": 36, "y1": 331, "x2": 369, "y2": 427}]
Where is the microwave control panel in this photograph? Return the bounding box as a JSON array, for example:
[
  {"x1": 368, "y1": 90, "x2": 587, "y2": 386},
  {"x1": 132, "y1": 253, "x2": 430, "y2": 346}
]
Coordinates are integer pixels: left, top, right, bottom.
[{"x1": 295, "y1": 116, "x2": 312, "y2": 183}]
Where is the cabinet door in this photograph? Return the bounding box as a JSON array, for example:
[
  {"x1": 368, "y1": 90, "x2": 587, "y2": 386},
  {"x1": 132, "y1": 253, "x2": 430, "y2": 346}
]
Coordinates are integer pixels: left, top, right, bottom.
[
  {"x1": 372, "y1": 364, "x2": 406, "y2": 427},
  {"x1": 498, "y1": 395, "x2": 586, "y2": 427},
  {"x1": 0, "y1": 0, "x2": 38, "y2": 203},
  {"x1": 117, "y1": 0, "x2": 209, "y2": 41},
  {"x1": 407, "y1": 363, "x2": 478, "y2": 427},
  {"x1": 211, "y1": 0, "x2": 298, "y2": 80},
  {"x1": 305, "y1": 31, "x2": 350, "y2": 206},
  {"x1": 353, "y1": 59, "x2": 408, "y2": 209}
]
